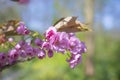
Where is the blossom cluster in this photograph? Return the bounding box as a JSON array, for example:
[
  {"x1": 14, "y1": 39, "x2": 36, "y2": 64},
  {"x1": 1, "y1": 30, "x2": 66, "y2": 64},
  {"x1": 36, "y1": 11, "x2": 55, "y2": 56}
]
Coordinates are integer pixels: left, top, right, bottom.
[
  {"x1": 0, "y1": 22, "x2": 87, "y2": 70},
  {"x1": 44, "y1": 27, "x2": 87, "y2": 68},
  {"x1": 19, "y1": 0, "x2": 29, "y2": 4},
  {"x1": 16, "y1": 22, "x2": 30, "y2": 35},
  {"x1": 12, "y1": 0, "x2": 29, "y2": 4}
]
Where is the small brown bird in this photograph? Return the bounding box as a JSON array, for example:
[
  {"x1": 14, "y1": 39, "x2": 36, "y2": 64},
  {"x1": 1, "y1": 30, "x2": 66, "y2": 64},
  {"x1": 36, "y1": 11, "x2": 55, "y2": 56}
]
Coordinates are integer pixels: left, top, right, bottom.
[
  {"x1": 0, "y1": 20, "x2": 20, "y2": 36},
  {"x1": 53, "y1": 16, "x2": 91, "y2": 33},
  {"x1": 0, "y1": 20, "x2": 20, "y2": 44}
]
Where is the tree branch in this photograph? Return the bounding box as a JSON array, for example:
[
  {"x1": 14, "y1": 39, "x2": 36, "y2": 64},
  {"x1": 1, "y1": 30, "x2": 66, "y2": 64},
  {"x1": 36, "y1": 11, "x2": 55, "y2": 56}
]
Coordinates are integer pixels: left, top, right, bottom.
[{"x1": 0, "y1": 57, "x2": 35, "y2": 72}]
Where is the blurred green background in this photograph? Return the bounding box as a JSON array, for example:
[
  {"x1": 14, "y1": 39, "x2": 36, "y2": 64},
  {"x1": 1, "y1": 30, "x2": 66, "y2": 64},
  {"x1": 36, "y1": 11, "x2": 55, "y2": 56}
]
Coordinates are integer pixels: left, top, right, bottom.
[{"x1": 0, "y1": 0, "x2": 120, "y2": 80}]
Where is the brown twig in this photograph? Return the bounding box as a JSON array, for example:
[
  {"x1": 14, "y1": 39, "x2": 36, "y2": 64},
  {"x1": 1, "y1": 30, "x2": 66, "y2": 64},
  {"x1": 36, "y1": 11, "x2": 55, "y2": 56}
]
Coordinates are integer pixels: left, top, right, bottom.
[{"x1": 0, "y1": 57, "x2": 35, "y2": 72}]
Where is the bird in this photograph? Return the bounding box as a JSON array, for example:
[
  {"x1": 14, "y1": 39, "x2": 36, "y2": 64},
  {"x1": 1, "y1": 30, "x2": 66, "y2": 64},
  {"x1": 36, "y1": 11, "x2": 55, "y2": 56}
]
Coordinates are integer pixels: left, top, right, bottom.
[{"x1": 53, "y1": 16, "x2": 91, "y2": 33}]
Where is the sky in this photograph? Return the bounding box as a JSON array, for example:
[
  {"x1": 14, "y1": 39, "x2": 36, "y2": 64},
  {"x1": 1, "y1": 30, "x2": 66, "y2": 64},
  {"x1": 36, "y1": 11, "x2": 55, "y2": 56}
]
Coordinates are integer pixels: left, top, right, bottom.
[
  {"x1": 0, "y1": 0, "x2": 120, "y2": 32},
  {"x1": 20, "y1": 0, "x2": 120, "y2": 32},
  {"x1": 102, "y1": 0, "x2": 120, "y2": 30},
  {"x1": 21, "y1": 0, "x2": 54, "y2": 33}
]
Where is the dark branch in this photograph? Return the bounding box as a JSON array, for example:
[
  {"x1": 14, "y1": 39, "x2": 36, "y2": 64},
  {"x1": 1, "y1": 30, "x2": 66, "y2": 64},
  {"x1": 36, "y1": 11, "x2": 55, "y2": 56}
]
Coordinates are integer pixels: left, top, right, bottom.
[{"x1": 0, "y1": 57, "x2": 35, "y2": 72}]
